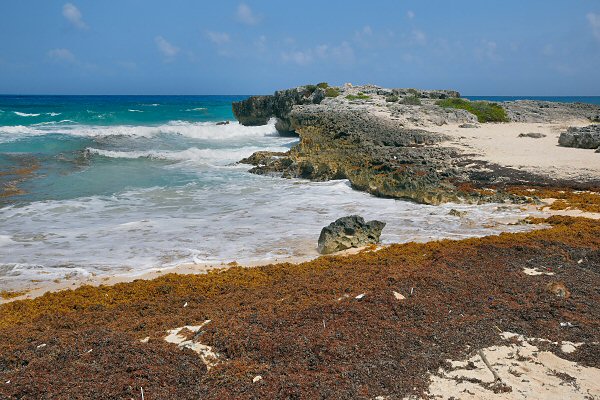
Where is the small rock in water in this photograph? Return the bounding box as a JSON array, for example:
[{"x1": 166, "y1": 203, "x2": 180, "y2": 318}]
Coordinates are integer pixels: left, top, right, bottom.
[
  {"x1": 317, "y1": 215, "x2": 386, "y2": 254},
  {"x1": 448, "y1": 209, "x2": 467, "y2": 217},
  {"x1": 518, "y1": 132, "x2": 546, "y2": 138}
]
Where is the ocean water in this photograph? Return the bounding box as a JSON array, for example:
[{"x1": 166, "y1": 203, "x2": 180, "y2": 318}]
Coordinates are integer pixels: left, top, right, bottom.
[
  {"x1": 0, "y1": 95, "x2": 568, "y2": 291},
  {"x1": 466, "y1": 96, "x2": 600, "y2": 105}
]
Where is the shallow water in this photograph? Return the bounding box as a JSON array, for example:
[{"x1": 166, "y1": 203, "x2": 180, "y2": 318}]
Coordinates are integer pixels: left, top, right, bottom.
[{"x1": 0, "y1": 95, "x2": 541, "y2": 290}]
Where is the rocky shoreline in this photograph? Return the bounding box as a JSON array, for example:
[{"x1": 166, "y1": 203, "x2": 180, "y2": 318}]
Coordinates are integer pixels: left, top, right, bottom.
[{"x1": 234, "y1": 84, "x2": 600, "y2": 204}]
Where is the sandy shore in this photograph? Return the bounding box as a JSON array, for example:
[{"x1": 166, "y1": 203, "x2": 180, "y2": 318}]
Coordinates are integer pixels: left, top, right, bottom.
[{"x1": 428, "y1": 120, "x2": 600, "y2": 182}]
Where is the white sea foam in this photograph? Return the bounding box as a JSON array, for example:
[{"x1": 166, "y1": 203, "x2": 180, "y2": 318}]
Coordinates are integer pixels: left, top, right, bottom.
[
  {"x1": 0, "y1": 235, "x2": 14, "y2": 247},
  {"x1": 86, "y1": 145, "x2": 287, "y2": 165},
  {"x1": 185, "y1": 107, "x2": 208, "y2": 111},
  {"x1": 47, "y1": 112, "x2": 61, "y2": 116},
  {"x1": 128, "y1": 109, "x2": 144, "y2": 113},
  {"x1": 0, "y1": 178, "x2": 542, "y2": 291},
  {"x1": 0, "y1": 120, "x2": 278, "y2": 143},
  {"x1": 13, "y1": 111, "x2": 40, "y2": 117}
]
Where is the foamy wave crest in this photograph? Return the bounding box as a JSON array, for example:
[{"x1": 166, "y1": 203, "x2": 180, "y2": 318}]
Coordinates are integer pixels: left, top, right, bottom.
[
  {"x1": 0, "y1": 120, "x2": 278, "y2": 143},
  {"x1": 185, "y1": 107, "x2": 207, "y2": 111},
  {"x1": 13, "y1": 111, "x2": 40, "y2": 117},
  {"x1": 128, "y1": 109, "x2": 144, "y2": 113},
  {"x1": 47, "y1": 112, "x2": 61, "y2": 116},
  {"x1": 87, "y1": 145, "x2": 283, "y2": 165}
]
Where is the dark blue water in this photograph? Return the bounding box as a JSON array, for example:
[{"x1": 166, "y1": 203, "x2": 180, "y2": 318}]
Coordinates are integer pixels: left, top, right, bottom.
[
  {"x1": 465, "y1": 96, "x2": 600, "y2": 105},
  {"x1": 0, "y1": 95, "x2": 246, "y2": 127}
]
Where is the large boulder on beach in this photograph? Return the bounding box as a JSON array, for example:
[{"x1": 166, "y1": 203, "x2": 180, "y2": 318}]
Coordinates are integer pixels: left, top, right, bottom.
[
  {"x1": 317, "y1": 215, "x2": 386, "y2": 255},
  {"x1": 558, "y1": 125, "x2": 600, "y2": 149}
]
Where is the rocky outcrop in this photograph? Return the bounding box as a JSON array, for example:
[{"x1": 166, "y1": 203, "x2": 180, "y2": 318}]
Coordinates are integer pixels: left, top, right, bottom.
[
  {"x1": 232, "y1": 86, "x2": 325, "y2": 133},
  {"x1": 558, "y1": 125, "x2": 600, "y2": 150},
  {"x1": 236, "y1": 84, "x2": 600, "y2": 205},
  {"x1": 241, "y1": 105, "x2": 473, "y2": 204},
  {"x1": 317, "y1": 215, "x2": 385, "y2": 254},
  {"x1": 503, "y1": 101, "x2": 600, "y2": 123}
]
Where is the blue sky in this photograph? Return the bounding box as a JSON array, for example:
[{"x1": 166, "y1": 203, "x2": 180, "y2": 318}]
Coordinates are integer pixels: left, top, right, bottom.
[{"x1": 1, "y1": 1, "x2": 599, "y2": 95}]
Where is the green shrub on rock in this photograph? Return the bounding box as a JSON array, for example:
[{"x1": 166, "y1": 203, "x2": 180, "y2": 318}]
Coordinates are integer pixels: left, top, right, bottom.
[
  {"x1": 346, "y1": 92, "x2": 371, "y2": 101},
  {"x1": 402, "y1": 95, "x2": 421, "y2": 105},
  {"x1": 324, "y1": 87, "x2": 340, "y2": 97},
  {"x1": 386, "y1": 95, "x2": 399, "y2": 103},
  {"x1": 304, "y1": 84, "x2": 317, "y2": 93},
  {"x1": 317, "y1": 82, "x2": 329, "y2": 89},
  {"x1": 436, "y1": 98, "x2": 509, "y2": 123}
]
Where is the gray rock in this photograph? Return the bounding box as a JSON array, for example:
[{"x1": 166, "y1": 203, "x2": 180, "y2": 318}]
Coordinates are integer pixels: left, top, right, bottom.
[
  {"x1": 232, "y1": 86, "x2": 325, "y2": 133},
  {"x1": 448, "y1": 209, "x2": 467, "y2": 217},
  {"x1": 558, "y1": 125, "x2": 600, "y2": 149},
  {"x1": 518, "y1": 132, "x2": 546, "y2": 138},
  {"x1": 503, "y1": 101, "x2": 600, "y2": 123},
  {"x1": 317, "y1": 216, "x2": 386, "y2": 255},
  {"x1": 459, "y1": 123, "x2": 478, "y2": 129}
]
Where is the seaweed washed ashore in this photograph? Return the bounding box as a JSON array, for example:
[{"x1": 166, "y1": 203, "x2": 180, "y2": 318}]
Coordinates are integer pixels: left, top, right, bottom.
[{"x1": 0, "y1": 216, "x2": 599, "y2": 399}]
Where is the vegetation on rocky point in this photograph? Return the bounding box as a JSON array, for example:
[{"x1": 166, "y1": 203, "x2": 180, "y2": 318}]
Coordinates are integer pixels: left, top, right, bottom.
[{"x1": 437, "y1": 98, "x2": 509, "y2": 123}]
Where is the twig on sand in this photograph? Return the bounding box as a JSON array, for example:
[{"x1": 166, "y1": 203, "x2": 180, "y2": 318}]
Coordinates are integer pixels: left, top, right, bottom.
[
  {"x1": 140, "y1": 387, "x2": 144, "y2": 400},
  {"x1": 478, "y1": 349, "x2": 502, "y2": 382}
]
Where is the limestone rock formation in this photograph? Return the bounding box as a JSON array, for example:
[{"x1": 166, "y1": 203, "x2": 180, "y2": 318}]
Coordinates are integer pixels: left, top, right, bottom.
[
  {"x1": 317, "y1": 215, "x2": 386, "y2": 255},
  {"x1": 232, "y1": 86, "x2": 324, "y2": 133},
  {"x1": 558, "y1": 125, "x2": 600, "y2": 149},
  {"x1": 234, "y1": 84, "x2": 600, "y2": 205},
  {"x1": 503, "y1": 101, "x2": 600, "y2": 123}
]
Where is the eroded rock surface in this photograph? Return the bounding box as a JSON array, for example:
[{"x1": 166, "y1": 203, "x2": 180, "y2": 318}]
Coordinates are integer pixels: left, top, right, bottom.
[
  {"x1": 232, "y1": 86, "x2": 324, "y2": 133},
  {"x1": 234, "y1": 85, "x2": 600, "y2": 204},
  {"x1": 503, "y1": 100, "x2": 600, "y2": 123},
  {"x1": 559, "y1": 124, "x2": 600, "y2": 149},
  {"x1": 317, "y1": 215, "x2": 385, "y2": 254}
]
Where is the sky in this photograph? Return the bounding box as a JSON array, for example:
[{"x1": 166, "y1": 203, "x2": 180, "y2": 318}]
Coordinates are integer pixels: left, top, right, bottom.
[{"x1": 0, "y1": 0, "x2": 599, "y2": 95}]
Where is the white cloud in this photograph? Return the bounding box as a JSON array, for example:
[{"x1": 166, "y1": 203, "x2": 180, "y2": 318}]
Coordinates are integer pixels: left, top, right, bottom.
[
  {"x1": 476, "y1": 40, "x2": 502, "y2": 62},
  {"x1": 281, "y1": 50, "x2": 313, "y2": 65},
  {"x1": 254, "y1": 35, "x2": 267, "y2": 52},
  {"x1": 327, "y1": 41, "x2": 355, "y2": 64},
  {"x1": 48, "y1": 48, "x2": 77, "y2": 63},
  {"x1": 207, "y1": 31, "x2": 231, "y2": 45},
  {"x1": 407, "y1": 11, "x2": 415, "y2": 19},
  {"x1": 62, "y1": 3, "x2": 88, "y2": 29},
  {"x1": 588, "y1": 12, "x2": 600, "y2": 41},
  {"x1": 412, "y1": 30, "x2": 427, "y2": 46},
  {"x1": 354, "y1": 25, "x2": 373, "y2": 47},
  {"x1": 281, "y1": 42, "x2": 355, "y2": 66},
  {"x1": 236, "y1": 3, "x2": 260, "y2": 25},
  {"x1": 155, "y1": 36, "x2": 179, "y2": 59}
]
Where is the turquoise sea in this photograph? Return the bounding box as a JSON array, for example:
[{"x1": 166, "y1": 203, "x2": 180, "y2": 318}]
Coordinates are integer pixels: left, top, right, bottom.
[{"x1": 3, "y1": 95, "x2": 593, "y2": 290}]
